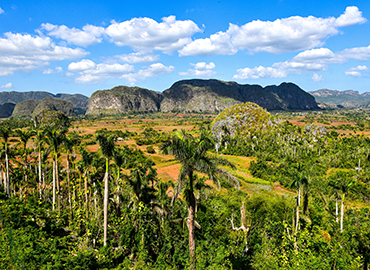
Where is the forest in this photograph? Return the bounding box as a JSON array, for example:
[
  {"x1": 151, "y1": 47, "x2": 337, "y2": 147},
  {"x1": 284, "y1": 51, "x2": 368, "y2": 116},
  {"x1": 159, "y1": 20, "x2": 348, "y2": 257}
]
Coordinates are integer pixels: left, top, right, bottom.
[{"x1": 0, "y1": 105, "x2": 370, "y2": 270}]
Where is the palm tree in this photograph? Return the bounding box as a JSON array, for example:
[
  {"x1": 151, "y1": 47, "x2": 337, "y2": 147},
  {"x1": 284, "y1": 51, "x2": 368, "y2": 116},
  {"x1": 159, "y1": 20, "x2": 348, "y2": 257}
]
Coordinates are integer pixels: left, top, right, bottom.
[
  {"x1": 0, "y1": 127, "x2": 11, "y2": 197},
  {"x1": 290, "y1": 167, "x2": 308, "y2": 234},
  {"x1": 44, "y1": 127, "x2": 67, "y2": 214},
  {"x1": 160, "y1": 129, "x2": 238, "y2": 269},
  {"x1": 15, "y1": 128, "x2": 35, "y2": 200},
  {"x1": 96, "y1": 132, "x2": 117, "y2": 246},
  {"x1": 329, "y1": 171, "x2": 354, "y2": 232},
  {"x1": 64, "y1": 132, "x2": 80, "y2": 219}
]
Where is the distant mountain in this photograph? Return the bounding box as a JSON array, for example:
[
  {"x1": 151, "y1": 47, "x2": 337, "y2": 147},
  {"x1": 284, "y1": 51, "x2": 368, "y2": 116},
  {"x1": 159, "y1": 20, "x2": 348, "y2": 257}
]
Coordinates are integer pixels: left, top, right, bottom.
[
  {"x1": 12, "y1": 98, "x2": 76, "y2": 118},
  {"x1": 0, "y1": 91, "x2": 89, "y2": 108},
  {"x1": 160, "y1": 79, "x2": 318, "y2": 112},
  {"x1": 87, "y1": 79, "x2": 319, "y2": 114},
  {"x1": 0, "y1": 103, "x2": 16, "y2": 118},
  {"x1": 309, "y1": 89, "x2": 370, "y2": 108}
]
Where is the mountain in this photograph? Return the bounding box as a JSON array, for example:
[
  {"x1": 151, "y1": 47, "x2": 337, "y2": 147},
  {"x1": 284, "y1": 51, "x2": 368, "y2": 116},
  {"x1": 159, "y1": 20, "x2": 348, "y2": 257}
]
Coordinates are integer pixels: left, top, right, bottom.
[
  {"x1": 0, "y1": 103, "x2": 16, "y2": 118},
  {"x1": 12, "y1": 98, "x2": 75, "y2": 118},
  {"x1": 309, "y1": 89, "x2": 370, "y2": 108},
  {"x1": 86, "y1": 86, "x2": 162, "y2": 115},
  {"x1": 160, "y1": 80, "x2": 318, "y2": 112},
  {"x1": 0, "y1": 91, "x2": 89, "y2": 108},
  {"x1": 87, "y1": 80, "x2": 319, "y2": 114}
]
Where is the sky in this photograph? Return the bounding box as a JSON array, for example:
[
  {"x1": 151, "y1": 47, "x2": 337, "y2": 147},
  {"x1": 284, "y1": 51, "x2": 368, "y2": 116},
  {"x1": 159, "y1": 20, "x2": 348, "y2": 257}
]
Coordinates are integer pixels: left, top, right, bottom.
[{"x1": 0, "y1": 0, "x2": 370, "y2": 96}]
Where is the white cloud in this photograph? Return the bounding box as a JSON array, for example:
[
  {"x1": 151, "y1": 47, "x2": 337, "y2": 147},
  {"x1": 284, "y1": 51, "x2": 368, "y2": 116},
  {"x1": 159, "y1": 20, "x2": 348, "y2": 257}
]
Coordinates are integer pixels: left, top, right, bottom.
[
  {"x1": 179, "y1": 31, "x2": 236, "y2": 56},
  {"x1": 179, "y1": 62, "x2": 217, "y2": 77},
  {"x1": 68, "y1": 59, "x2": 96, "y2": 72},
  {"x1": 339, "y1": 45, "x2": 370, "y2": 61},
  {"x1": 121, "y1": 63, "x2": 175, "y2": 85},
  {"x1": 345, "y1": 65, "x2": 369, "y2": 77},
  {"x1": 233, "y1": 66, "x2": 287, "y2": 79},
  {"x1": 42, "y1": 66, "x2": 63, "y2": 74},
  {"x1": 0, "y1": 32, "x2": 88, "y2": 76},
  {"x1": 113, "y1": 52, "x2": 160, "y2": 63},
  {"x1": 312, "y1": 73, "x2": 324, "y2": 82},
  {"x1": 106, "y1": 15, "x2": 201, "y2": 53},
  {"x1": 0, "y1": 83, "x2": 12, "y2": 88},
  {"x1": 0, "y1": 8, "x2": 4, "y2": 14},
  {"x1": 180, "y1": 6, "x2": 366, "y2": 56},
  {"x1": 41, "y1": 23, "x2": 105, "y2": 47},
  {"x1": 71, "y1": 60, "x2": 135, "y2": 84},
  {"x1": 335, "y1": 6, "x2": 366, "y2": 27}
]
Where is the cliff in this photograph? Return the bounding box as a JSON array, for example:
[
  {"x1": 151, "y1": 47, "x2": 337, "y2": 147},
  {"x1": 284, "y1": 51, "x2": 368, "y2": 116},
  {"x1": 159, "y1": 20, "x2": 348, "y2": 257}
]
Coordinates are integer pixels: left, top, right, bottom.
[{"x1": 86, "y1": 86, "x2": 162, "y2": 115}]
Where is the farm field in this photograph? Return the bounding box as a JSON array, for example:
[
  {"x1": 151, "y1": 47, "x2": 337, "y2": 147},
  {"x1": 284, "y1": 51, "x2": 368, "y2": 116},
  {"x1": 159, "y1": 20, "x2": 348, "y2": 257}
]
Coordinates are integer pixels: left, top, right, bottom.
[{"x1": 1, "y1": 107, "x2": 370, "y2": 269}]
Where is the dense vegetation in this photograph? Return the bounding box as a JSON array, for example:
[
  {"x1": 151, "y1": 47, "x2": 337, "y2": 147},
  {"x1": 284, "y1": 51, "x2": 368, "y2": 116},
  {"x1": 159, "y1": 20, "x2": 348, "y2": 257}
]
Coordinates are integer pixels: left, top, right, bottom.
[{"x1": 0, "y1": 106, "x2": 370, "y2": 269}]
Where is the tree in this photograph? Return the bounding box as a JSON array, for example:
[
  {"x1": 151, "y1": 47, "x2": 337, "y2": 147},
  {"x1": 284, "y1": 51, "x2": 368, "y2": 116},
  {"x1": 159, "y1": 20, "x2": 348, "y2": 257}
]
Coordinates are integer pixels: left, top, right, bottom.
[
  {"x1": 329, "y1": 170, "x2": 354, "y2": 232},
  {"x1": 15, "y1": 128, "x2": 35, "y2": 200},
  {"x1": 96, "y1": 132, "x2": 117, "y2": 246},
  {"x1": 290, "y1": 167, "x2": 308, "y2": 234},
  {"x1": 0, "y1": 127, "x2": 11, "y2": 197},
  {"x1": 64, "y1": 132, "x2": 80, "y2": 220},
  {"x1": 160, "y1": 129, "x2": 238, "y2": 269},
  {"x1": 43, "y1": 127, "x2": 67, "y2": 214}
]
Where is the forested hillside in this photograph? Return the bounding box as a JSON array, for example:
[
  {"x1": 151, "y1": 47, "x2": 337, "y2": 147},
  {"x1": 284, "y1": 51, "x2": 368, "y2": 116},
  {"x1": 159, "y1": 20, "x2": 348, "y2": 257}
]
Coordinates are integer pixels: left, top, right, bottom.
[{"x1": 0, "y1": 106, "x2": 369, "y2": 269}]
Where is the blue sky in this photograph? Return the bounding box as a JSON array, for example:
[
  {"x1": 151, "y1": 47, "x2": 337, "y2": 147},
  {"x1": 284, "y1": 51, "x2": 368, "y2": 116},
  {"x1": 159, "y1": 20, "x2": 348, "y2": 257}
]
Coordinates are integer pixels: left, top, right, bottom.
[{"x1": 0, "y1": 0, "x2": 370, "y2": 96}]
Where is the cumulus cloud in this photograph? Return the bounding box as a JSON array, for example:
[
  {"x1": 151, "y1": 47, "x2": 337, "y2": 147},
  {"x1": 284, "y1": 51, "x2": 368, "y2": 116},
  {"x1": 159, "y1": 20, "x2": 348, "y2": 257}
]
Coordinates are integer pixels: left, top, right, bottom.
[
  {"x1": 179, "y1": 31, "x2": 236, "y2": 56},
  {"x1": 312, "y1": 73, "x2": 324, "y2": 82},
  {"x1": 41, "y1": 23, "x2": 105, "y2": 47},
  {"x1": 0, "y1": 82, "x2": 12, "y2": 88},
  {"x1": 345, "y1": 65, "x2": 369, "y2": 77},
  {"x1": 0, "y1": 8, "x2": 4, "y2": 14},
  {"x1": 121, "y1": 63, "x2": 175, "y2": 84},
  {"x1": 0, "y1": 32, "x2": 88, "y2": 76},
  {"x1": 179, "y1": 62, "x2": 217, "y2": 77},
  {"x1": 180, "y1": 6, "x2": 366, "y2": 56},
  {"x1": 233, "y1": 66, "x2": 287, "y2": 79},
  {"x1": 68, "y1": 59, "x2": 134, "y2": 83},
  {"x1": 106, "y1": 15, "x2": 201, "y2": 53},
  {"x1": 233, "y1": 43, "x2": 370, "y2": 80}
]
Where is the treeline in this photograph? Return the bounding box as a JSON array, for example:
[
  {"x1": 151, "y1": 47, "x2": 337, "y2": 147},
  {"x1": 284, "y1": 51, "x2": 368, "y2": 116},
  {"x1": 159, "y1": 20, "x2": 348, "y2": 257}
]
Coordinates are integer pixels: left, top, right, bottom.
[{"x1": 0, "y1": 109, "x2": 369, "y2": 269}]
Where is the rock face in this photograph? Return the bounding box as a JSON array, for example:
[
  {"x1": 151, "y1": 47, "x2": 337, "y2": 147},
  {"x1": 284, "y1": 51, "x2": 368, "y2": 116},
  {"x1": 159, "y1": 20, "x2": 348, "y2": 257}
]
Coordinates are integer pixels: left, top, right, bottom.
[
  {"x1": 160, "y1": 79, "x2": 318, "y2": 112},
  {"x1": 0, "y1": 103, "x2": 16, "y2": 118},
  {"x1": 86, "y1": 86, "x2": 162, "y2": 115},
  {"x1": 11, "y1": 100, "x2": 38, "y2": 117},
  {"x1": 12, "y1": 98, "x2": 75, "y2": 118}
]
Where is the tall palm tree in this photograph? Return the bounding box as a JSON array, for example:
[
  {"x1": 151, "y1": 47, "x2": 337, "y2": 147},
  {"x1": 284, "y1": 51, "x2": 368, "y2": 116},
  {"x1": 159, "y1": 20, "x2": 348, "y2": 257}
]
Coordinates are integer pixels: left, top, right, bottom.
[
  {"x1": 290, "y1": 165, "x2": 308, "y2": 234},
  {"x1": 96, "y1": 132, "x2": 117, "y2": 246},
  {"x1": 0, "y1": 127, "x2": 11, "y2": 197},
  {"x1": 15, "y1": 128, "x2": 35, "y2": 200},
  {"x1": 329, "y1": 171, "x2": 354, "y2": 232},
  {"x1": 44, "y1": 127, "x2": 67, "y2": 214},
  {"x1": 161, "y1": 129, "x2": 238, "y2": 269},
  {"x1": 64, "y1": 132, "x2": 80, "y2": 219}
]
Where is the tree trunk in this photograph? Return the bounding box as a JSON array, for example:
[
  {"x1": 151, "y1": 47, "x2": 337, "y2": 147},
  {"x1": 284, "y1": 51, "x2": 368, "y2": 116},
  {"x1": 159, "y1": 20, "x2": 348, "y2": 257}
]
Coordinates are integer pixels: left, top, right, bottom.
[
  {"x1": 335, "y1": 198, "x2": 338, "y2": 223},
  {"x1": 103, "y1": 171, "x2": 109, "y2": 246},
  {"x1": 5, "y1": 152, "x2": 9, "y2": 197},
  {"x1": 56, "y1": 157, "x2": 60, "y2": 216},
  {"x1": 340, "y1": 195, "x2": 344, "y2": 232},
  {"x1": 295, "y1": 187, "x2": 300, "y2": 233},
  {"x1": 67, "y1": 159, "x2": 72, "y2": 220},
  {"x1": 52, "y1": 160, "x2": 56, "y2": 211},
  {"x1": 39, "y1": 151, "x2": 42, "y2": 199},
  {"x1": 188, "y1": 201, "x2": 196, "y2": 270},
  {"x1": 85, "y1": 174, "x2": 88, "y2": 219}
]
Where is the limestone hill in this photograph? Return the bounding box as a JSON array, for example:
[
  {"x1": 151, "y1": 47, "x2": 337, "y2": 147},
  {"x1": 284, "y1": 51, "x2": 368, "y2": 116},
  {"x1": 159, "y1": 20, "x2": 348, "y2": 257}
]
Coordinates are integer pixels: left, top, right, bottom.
[
  {"x1": 12, "y1": 98, "x2": 75, "y2": 118},
  {"x1": 87, "y1": 79, "x2": 319, "y2": 114}
]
